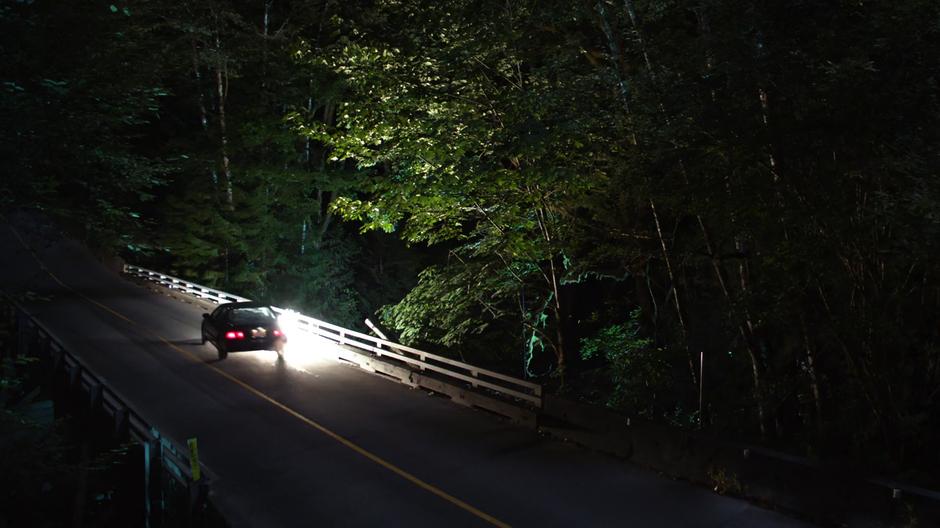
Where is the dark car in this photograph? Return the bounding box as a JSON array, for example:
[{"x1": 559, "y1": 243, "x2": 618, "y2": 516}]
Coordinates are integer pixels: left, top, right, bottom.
[{"x1": 201, "y1": 302, "x2": 286, "y2": 360}]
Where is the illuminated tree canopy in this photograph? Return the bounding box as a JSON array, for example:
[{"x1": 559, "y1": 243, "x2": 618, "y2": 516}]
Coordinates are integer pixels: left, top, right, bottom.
[{"x1": 2, "y1": 0, "x2": 938, "y2": 482}]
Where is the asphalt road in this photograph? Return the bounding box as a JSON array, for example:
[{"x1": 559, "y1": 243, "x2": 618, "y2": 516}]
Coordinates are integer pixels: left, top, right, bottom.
[{"x1": 0, "y1": 214, "x2": 814, "y2": 528}]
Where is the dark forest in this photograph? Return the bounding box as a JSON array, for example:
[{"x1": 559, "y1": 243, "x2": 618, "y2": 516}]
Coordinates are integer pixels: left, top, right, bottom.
[{"x1": 2, "y1": 0, "x2": 938, "y2": 487}]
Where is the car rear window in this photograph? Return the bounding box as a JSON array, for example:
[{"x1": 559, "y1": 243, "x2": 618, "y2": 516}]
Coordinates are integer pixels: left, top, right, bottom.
[{"x1": 229, "y1": 307, "x2": 276, "y2": 324}]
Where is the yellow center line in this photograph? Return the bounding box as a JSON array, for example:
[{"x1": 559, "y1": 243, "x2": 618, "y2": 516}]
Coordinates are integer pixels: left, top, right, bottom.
[{"x1": 7, "y1": 223, "x2": 511, "y2": 528}]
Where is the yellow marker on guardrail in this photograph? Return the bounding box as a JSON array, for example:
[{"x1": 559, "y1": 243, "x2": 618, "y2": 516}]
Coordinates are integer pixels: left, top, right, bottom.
[{"x1": 187, "y1": 438, "x2": 201, "y2": 482}]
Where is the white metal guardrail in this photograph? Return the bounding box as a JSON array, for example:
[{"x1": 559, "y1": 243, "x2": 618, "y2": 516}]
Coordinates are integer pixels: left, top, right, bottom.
[
  {"x1": 123, "y1": 267, "x2": 251, "y2": 304},
  {"x1": 124, "y1": 264, "x2": 543, "y2": 407}
]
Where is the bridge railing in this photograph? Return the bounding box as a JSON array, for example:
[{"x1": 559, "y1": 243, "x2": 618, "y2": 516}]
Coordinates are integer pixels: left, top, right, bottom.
[
  {"x1": 124, "y1": 264, "x2": 542, "y2": 407},
  {"x1": 12, "y1": 306, "x2": 211, "y2": 509},
  {"x1": 123, "y1": 266, "x2": 251, "y2": 304}
]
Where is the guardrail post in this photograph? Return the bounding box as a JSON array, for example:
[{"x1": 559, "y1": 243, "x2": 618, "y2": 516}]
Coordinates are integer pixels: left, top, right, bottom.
[
  {"x1": 4, "y1": 304, "x2": 15, "y2": 334},
  {"x1": 15, "y1": 312, "x2": 31, "y2": 358},
  {"x1": 154, "y1": 432, "x2": 169, "y2": 524},
  {"x1": 69, "y1": 364, "x2": 83, "y2": 391},
  {"x1": 51, "y1": 346, "x2": 64, "y2": 374},
  {"x1": 114, "y1": 407, "x2": 129, "y2": 439},
  {"x1": 143, "y1": 439, "x2": 155, "y2": 528},
  {"x1": 37, "y1": 331, "x2": 51, "y2": 359},
  {"x1": 187, "y1": 481, "x2": 209, "y2": 527},
  {"x1": 89, "y1": 383, "x2": 104, "y2": 411},
  {"x1": 27, "y1": 322, "x2": 41, "y2": 356},
  {"x1": 887, "y1": 488, "x2": 903, "y2": 520}
]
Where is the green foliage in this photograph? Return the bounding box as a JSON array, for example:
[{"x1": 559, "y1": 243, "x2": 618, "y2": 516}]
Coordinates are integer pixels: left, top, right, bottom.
[
  {"x1": 707, "y1": 466, "x2": 744, "y2": 496},
  {"x1": 380, "y1": 262, "x2": 503, "y2": 346},
  {"x1": 4, "y1": 0, "x2": 939, "y2": 479},
  {"x1": 579, "y1": 309, "x2": 672, "y2": 416},
  {"x1": 296, "y1": 0, "x2": 616, "y2": 371},
  {"x1": 291, "y1": 2, "x2": 940, "y2": 474},
  {"x1": 0, "y1": 1, "x2": 174, "y2": 249}
]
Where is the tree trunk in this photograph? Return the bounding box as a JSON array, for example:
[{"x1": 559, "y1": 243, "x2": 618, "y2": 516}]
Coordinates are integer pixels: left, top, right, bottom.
[
  {"x1": 649, "y1": 199, "x2": 697, "y2": 386},
  {"x1": 549, "y1": 255, "x2": 566, "y2": 374},
  {"x1": 312, "y1": 101, "x2": 337, "y2": 249},
  {"x1": 534, "y1": 202, "x2": 567, "y2": 375},
  {"x1": 623, "y1": 1, "x2": 771, "y2": 434},
  {"x1": 261, "y1": 0, "x2": 272, "y2": 93},
  {"x1": 305, "y1": 94, "x2": 313, "y2": 165},
  {"x1": 315, "y1": 207, "x2": 333, "y2": 250},
  {"x1": 190, "y1": 39, "x2": 209, "y2": 130},
  {"x1": 215, "y1": 34, "x2": 234, "y2": 211},
  {"x1": 594, "y1": 1, "x2": 631, "y2": 115},
  {"x1": 596, "y1": 0, "x2": 698, "y2": 378},
  {"x1": 800, "y1": 313, "x2": 824, "y2": 435},
  {"x1": 190, "y1": 37, "x2": 219, "y2": 192},
  {"x1": 697, "y1": 217, "x2": 768, "y2": 437}
]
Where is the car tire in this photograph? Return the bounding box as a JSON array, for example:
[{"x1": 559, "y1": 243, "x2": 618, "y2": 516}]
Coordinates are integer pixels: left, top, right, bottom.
[{"x1": 218, "y1": 344, "x2": 228, "y2": 360}]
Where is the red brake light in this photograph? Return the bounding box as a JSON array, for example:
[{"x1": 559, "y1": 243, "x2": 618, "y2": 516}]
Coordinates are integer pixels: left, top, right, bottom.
[
  {"x1": 273, "y1": 329, "x2": 283, "y2": 337},
  {"x1": 225, "y1": 331, "x2": 245, "y2": 340}
]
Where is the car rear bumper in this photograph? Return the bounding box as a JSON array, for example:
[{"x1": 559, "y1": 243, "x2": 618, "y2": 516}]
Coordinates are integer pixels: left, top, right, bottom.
[{"x1": 224, "y1": 337, "x2": 284, "y2": 352}]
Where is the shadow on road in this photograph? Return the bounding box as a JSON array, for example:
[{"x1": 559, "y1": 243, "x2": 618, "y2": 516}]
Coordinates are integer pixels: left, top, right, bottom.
[{"x1": 167, "y1": 338, "x2": 203, "y2": 346}]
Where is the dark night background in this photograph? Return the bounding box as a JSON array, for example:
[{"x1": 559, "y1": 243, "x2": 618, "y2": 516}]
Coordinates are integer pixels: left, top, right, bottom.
[{"x1": 1, "y1": 0, "x2": 938, "y2": 524}]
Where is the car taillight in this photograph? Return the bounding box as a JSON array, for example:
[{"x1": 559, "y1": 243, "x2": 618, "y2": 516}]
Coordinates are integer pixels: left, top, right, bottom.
[
  {"x1": 273, "y1": 329, "x2": 283, "y2": 337},
  {"x1": 225, "y1": 331, "x2": 245, "y2": 340}
]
